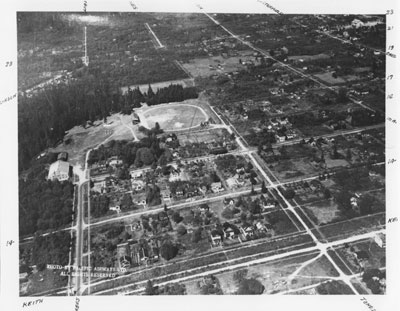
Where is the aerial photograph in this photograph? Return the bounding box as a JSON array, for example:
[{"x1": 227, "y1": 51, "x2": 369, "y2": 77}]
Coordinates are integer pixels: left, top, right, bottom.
[{"x1": 17, "y1": 11, "x2": 386, "y2": 296}]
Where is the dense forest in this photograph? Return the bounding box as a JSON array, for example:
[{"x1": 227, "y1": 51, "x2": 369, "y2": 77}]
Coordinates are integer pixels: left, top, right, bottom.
[
  {"x1": 19, "y1": 78, "x2": 197, "y2": 171},
  {"x1": 31, "y1": 232, "x2": 72, "y2": 271},
  {"x1": 19, "y1": 179, "x2": 74, "y2": 236}
]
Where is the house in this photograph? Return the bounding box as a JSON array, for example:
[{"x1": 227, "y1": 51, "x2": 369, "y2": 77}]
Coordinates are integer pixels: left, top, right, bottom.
[
  {"x1": 139, "y1": 246, "x2": 150, "y2": 262},
  {"x1": 132, "y1": 180, "x2": 144, "y2": 191},
  {"x1": 279, "y1": 117, "x2": 289, "y2": 126},
  {"x1": 224, "y1": 227, "x2": 236, "y2": 239},
  {"x1": 109, "y1": 205, "x2": 121, "y2": 213},
  {"x1": 120, "y1": 255, "x2": 132, "y2": 269},
  {"x1": 223, "y1": 222, "x2": 239, "y2": 239},
  {"x1": 199, "y1": 204, "x2": 210, "y2": 213},
  {"x1": 255, "y1": 221, "x2": 270, "y2": 232},
  {"x1": 270, "y1": 119, "x2": 280, "y2": 127},
  {"x1": 276, "y1": 133, "x2": 286, "y2": 142},
  {"x1": 210, "y1": 230, "x2": 222, "y2": 246},
  {"x1": 57, "y1": 152, "x2": 68, "y2": 161},
  {"x1": 240, "y1": 226, "x2": 254, "y2": 238},
  {"x1": 309, "y1": 180, "x2": 322, "y2": 192},
  {"x1": 136, "y1": 200, "x2": 147, "y2": 208},
  {"x1": 19, "y1": 272, "x2": 29, "y2": 282},
  {"x1": 127, "y1": 221, "x2": 141, "y2": 231},
  {"x1": 109, "y1": 157, "x2": 123, "y2": 167},
  {"x1": 47, "y1": 160, "x2": 70, "y2": 181},
  {"x1": 162, "y1": 190, "x2": 172, "y2": 202},
  {"x1": 260, "y1": 195, "x2": 276, "y2": 209},
  {"x1": 374, "y1": 233, "x2": 386, "y2": 248},
  {"x1": 175, "y1": 187, "x2": 184, "y2": 198},
  {"x1": 130, "y1": 170, "x2": 143, "y2": 179},
  {"x1": 223, "y1": 198, "x2": 235, "y2": 206},
  {"x1": 132, "y1": 112, "x2": 140, "y2": 125},
  {"x1": 211, "y1": 182, "x2": 224, "y2": 193},
  {"x1": 352, "y1": 19, "x2": 364, "y2": 28},
  {"x1": 286, "y1": 129, "x2": 297, "y2": 139}
]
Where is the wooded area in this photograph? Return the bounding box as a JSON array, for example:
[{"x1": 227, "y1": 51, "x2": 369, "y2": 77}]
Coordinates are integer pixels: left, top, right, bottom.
[{"x1": 19, "y1": 179, "x2": 74, "y2": 236}]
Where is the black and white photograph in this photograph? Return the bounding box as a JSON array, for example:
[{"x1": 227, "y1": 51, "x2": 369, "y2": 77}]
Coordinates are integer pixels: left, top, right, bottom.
[{"x1": 0, "y1": 0, "x2": 399, "y2": 310}]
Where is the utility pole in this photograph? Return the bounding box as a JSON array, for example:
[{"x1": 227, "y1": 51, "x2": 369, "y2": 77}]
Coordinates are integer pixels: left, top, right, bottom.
[{"x1": 83, "y1": 26, "x2": 89, "y2": 66}]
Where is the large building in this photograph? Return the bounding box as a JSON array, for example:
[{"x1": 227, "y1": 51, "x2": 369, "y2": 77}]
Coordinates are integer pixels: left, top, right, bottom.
[{"x1": 47, "y1": 160, "x2": 70, "y2": 182}]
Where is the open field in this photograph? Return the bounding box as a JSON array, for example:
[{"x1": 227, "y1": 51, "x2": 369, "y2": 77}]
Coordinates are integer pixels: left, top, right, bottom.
[
  {"x1": 215, "y1": 251, "x2": 338, "y2": 295},
  {"x1": 140, "y1": 103, "x2": 208, "y2": 131},
  {"x1": 181, "y1": 50, "x2": 255, "y2": 77},
  {"x1": 315, "y1": 213, "x2": 385, "y2": 242}
]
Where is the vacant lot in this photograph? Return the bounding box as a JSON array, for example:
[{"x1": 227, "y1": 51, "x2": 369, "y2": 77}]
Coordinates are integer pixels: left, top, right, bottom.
[
  {"x1": 216, "y1": 251, "x2": 338, "y2": 294},
  {"x1": 272, "y1": 158, "x2": 318, "y2": 182},
  {"x1": 303, "y1": 199, "x2": 340, "y2": 225}
]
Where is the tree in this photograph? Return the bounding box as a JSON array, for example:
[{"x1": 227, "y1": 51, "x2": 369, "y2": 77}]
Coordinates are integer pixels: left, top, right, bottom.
[
  {"x1": 283, "y1": 188, "x2": 295, "y2": 200},
  {"x1": 237, "y1": 278, "x2": 265, "y2": 295},
  {"x1": 346, "y1": 148, "x2": 352, "y2": 161},
  {"x1": 221, "y1": 207, "x2": 234, "y2": 219},
  {"x1": 120, "y1": 193, "x2": 133, "y2": 209},
  {"x1": 324, "y1": 188, "x2": 332, "y2": 199},
  {"x1": 160, "y1": 240, "x2": 179, "y2": 261},
  {"x1": 261, "y1": 181, "x2": 267, "y2": 193},
  {"x1": 250, "y1": 185, "x2": 256, "y2": 195},
  {"x1": 192, "y1": 227, "x2": 203, "y2": 243},
  {"x1": 171, "y1": 211, "x2": 183, "y2": 223},
  {"x1": 145, "y1": 280, "x2": 158, "y2": 295},
  {"x1": 177, "y1": 225, "x2": 187, "y2": 236}
]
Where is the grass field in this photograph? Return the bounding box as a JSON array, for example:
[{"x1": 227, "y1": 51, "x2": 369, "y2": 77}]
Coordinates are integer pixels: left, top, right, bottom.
[
  {"x1": 181, "y1": 50, "x2": 254, "y2": 77},
  {"x1": 318, "y1": 213, "x2": 385, "y2": 242}
]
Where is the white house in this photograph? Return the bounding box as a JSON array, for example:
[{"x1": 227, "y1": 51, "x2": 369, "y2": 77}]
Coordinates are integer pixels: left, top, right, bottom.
[{"x1": 47, "y1": 160, "x2": 70, "y2": 181}]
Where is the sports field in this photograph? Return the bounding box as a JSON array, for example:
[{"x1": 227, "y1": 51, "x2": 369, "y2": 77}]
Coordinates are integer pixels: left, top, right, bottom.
[{"x1": 140, "y1": 103, "x2": 208, "y2": 131}]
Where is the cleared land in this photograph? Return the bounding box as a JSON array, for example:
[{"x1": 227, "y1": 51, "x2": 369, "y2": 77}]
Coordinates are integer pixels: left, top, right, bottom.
[
  {"x1": 182, "y1": 50, "x2": 255, "y2": 77},
  {"x1": 139, "y1": 102, "x2": 208, "y2": 131}
]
